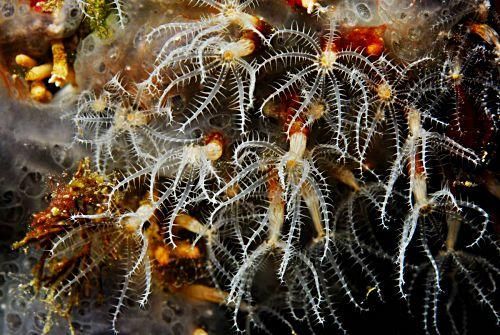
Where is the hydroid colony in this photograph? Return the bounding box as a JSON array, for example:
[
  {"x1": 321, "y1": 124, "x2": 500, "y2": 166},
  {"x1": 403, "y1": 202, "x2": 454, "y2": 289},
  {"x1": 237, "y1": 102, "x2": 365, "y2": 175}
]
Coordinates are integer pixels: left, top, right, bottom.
[{"x1": 0, "y1": 0, "x2": 498, "y2": 334}]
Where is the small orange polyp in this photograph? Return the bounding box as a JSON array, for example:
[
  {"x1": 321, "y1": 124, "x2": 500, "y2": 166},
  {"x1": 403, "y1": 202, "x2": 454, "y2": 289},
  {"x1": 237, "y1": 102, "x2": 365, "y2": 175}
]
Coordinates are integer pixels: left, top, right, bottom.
[
  {"x1": 330, "y1": 166, "x2": 361, "y2": 192},
  {"x1": 180, "y1": 284, "x2": 228, "y2": 304},
  {"x1": 25, "y1": 63, "x2": 53, "y2": 81},
  {"x1": 15, "y1": 54, "x2": 38, "y2": 68},
  {"x1": 30, "y1": 80, "x2": 52, "y2": 102},
  {"x1": 154, "y1": 245, "x2": 171, "y2": 266},
  {"x1": 172, "y1": 241, "x2": 201, "y2": 259}
]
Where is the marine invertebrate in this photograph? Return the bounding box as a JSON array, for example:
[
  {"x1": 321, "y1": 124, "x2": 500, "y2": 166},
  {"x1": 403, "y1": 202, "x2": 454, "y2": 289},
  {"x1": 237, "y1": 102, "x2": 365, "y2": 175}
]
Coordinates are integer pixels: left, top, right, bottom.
[
  {"x1": 380, "y1": 108, "x2": 481, "y2": 227},
  {"x1": 58, "y1": 199, "x2": 158, "y2": 331},
  {"x1": 353, "y1": 56, "x2": 431, "y2": 164},
  {"x1": 258, "y1": 21, "x2": 388, "y2": 149},
  {"x1": 144, "y1": 0, "x2": 264, "y2": 64},
  {"x1": 405, "y1": 200, "x2": 499, "y2": 334},
  {"x1": 140, "y1": 0, "x2": 266, "y2": 132},
  {"x1": 83, "y1": 117, "x2": 227, "y2": 253},
  {"x1": 144, "y1": 130, "x2": 226, "y2": 246},
  {"x1": 73, "y1": 74, "x2": 197, "y2": 172},
  {"x1": 293, "y1": 230, "x2": 385, "y2": 333},
  {"x1": 209, "y1": 118, "x2": 332, "y2": 266},
  {"x1": 205, "y1": 179, "x2": 325, "y2": 330},
  {"x1": 164, "y1": 210, "x2": 303, "y2": 334},
  {"x1": 4, "y1": 1, "x2": 498, "y2": 334},
  {"x1": 13, "y1": 159, "x2": 210, "y2": 333},
  {"x1": 285, "y1": 163, "x2": 388, "y2": 332},
  {"x1": 394, "y1": 184, "x2": 490, "y2": 297},
  {"x1": 377, "y1": 106, "x2": 484, "y2": 295},
  {"x1": 149, "y1": 36, "x2": 258, "y2": 133},
  {"x1": 434, "y1": 42, "x2": 497, "y2": 153}
]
